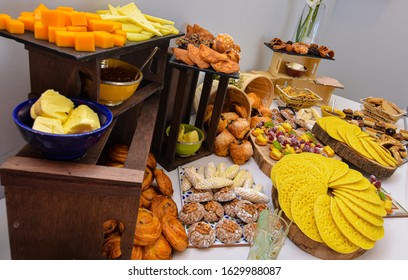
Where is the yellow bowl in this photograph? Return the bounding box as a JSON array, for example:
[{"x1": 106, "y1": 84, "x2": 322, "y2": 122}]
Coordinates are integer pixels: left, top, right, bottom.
[
  {"x1": 85, "y1": 58, "x2": 143, "y2": 106},
  {"x1": 321, "y1": 106, "x2": 346, "y2": 118}
]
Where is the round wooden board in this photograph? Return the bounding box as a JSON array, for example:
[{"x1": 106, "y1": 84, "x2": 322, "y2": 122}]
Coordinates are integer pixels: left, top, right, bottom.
[
  {"x1": 271, "y1": 187, "x2": 366, "y2": 260},
  {"x1": 311, "y1": 123, "x2": 396, "y2": 178}
]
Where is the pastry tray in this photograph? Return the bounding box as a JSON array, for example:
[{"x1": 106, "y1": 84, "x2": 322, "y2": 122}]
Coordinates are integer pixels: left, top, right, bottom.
[
  {"x1": 178, "y1": 165, "x2": 253, "y2": 248},
  {"x1": 264, "y1": 42, "x2": 335, "y2": 61}
]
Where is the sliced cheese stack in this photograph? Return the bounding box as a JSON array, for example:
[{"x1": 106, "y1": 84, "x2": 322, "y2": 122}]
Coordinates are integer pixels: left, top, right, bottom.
[{"x1": 0, "y1": 2, "x2": 179, "y2": 51}]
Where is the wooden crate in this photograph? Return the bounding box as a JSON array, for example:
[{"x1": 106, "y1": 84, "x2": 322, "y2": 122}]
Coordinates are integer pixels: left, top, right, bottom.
[{"x1": 268, "y1": 52, "x2": 321, "y2": 80}]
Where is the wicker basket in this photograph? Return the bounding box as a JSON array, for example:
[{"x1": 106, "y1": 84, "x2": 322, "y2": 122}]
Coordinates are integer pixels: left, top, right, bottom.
[
  {"x1": 361, "y1": 98, "x2": 407, "y2": 124},
  {"x1": 276, "y1": 85, "x2": 322, "y2": 110},
  {"x1": 235, "y1": 72, "x2": 274, "y2": 107},
  {"x1": 194, "y1": 81, "x2": 251, "y2": 120}
]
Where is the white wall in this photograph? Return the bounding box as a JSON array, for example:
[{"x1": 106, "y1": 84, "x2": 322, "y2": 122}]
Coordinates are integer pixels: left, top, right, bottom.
[{"x1": 1, "y1": 0, "x2": 407, "y2": 172}]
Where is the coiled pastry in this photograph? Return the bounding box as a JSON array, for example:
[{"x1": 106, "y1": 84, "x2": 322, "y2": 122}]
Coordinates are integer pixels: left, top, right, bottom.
[
  {"x1": 140, "y1": 186, "x2": 159, "y2": 209},
  {"x1": 134, "y1": 208, "x2": 162, "y2": 246},
  {"x1": 150, "y1": 195, "x2": 178, "y2": 220},
  {"x1": 101, "y1": 234, "x2": 122, "y2": 259},
  {"x1": 131, "y1": 245, "x2": 143, "y2": 260},
  {"x1": 153, "y1": 169, "x2": 174, "y2": 196},
  {"x1": 142, "y1": 234, "x2": 173, "y2": 260},
  {"x1": 161, "y1": 215, "x2": 189, "y2": 252},
  {"x1": 142, "y1": 167, "x2": 154, "y2": 191},
  {"x1": 146, "y1": 152, "x2": 157, "y2": 170}
]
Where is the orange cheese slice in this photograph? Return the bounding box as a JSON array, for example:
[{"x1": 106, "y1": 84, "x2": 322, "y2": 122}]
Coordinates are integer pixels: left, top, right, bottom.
[
  {"x1": 94, "y1": 31, "x2": 114, "y2": 48},
  {"x1": 41, "y1": 9, "x2": 66, "y2": 27},
  {"x1": 6, "y1": 18, "x2": 25, "y2": 34},
  {"x1": 75, "y1": 32, "x2": 95, "y2": 52},
  {"x1": 0, "y1": 14, "x2": 11, "y2": 29},
  {"x1": 18, "y1": 15, "x2": 35, "y2": 32},
  {"x1": 55, "y1": 30, "x2": 76, "y2": 47}
]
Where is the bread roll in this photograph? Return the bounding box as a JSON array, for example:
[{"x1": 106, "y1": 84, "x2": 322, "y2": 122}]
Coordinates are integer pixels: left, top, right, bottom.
[{"x1": 153, "y1": 168, "x2": 174, "y2": 196}]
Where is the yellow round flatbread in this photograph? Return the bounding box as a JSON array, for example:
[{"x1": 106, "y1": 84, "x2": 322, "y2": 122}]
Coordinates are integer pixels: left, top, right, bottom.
[
  {"x1": 329, "y1": 169, "x2": 364, "y2": 187},
  {"x1": 330, "y1": 197, "x2": 376, "y2": 250},
  {"x1": 324, "y1": 157, "x2": 349, "y2": 183},
  {"x1": 333, "y1": 190, "x2": 386, "y2": 217},
  {"x1": 333, "y1": 187, "x2": 382, "y2": 205},
  {"x1": 344, "y1": 131, "x2": 374, "y2": 160},
  {"x1": 334, "y1": 196, "x2": 384, "y2": 241},
  {"x1": 293, "y1": 152, "x2": 332, "y2": 184},
  {"x1": 330, "y1": 177, "x2": 371, "y2": 191},
  {"x1": 333, "y1": 193, "x2": 384, "y2": 227},
  {"x1": 291, "y1": 185, "x2": 326, "y2": 242},
  {"x1": 314, "y1": 194, "x2": 359, "y2": 254},
  {"x1": 359, "y1": 137, "x2": 397, "y2": 167},
  {"x1": 278, "y1": 174, "x2": 326, "y2": 221}
]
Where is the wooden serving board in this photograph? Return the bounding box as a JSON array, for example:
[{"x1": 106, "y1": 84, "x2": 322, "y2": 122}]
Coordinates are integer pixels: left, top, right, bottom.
[
  {"x1": 271, "y1": 187, "x2": 366, "y2": 260},
  {"x1": 311, "y1": 123, "x2": 397, "y2": 178},
  {"x1": 249, "y1": 131, "x2": 341, "y2": 178}
]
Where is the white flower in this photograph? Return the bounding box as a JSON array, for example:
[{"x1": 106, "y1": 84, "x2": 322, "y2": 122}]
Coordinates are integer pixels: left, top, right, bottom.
[{"x1": 306, "y1": 0, "x2": 322, "y2": 8}]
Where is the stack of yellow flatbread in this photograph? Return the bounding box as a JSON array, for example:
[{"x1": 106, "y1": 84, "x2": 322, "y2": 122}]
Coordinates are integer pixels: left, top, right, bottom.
[
  {"x1": 271, "y1": 153, "x2": 386, "y2": 254},
  {"x1": 317, "y1": 117, "x2": 398, "y2": 168}
]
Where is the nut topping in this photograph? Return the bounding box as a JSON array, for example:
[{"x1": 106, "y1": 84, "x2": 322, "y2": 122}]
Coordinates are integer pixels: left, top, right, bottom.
[{"x1": 196, "y1": 223, "x2": 212, "y2": 235}]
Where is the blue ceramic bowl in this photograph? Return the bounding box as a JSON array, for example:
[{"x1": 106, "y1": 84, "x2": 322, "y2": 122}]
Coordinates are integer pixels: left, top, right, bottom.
[{"x1": 12, "y1": 97, "x2": 113, "y2": 161}]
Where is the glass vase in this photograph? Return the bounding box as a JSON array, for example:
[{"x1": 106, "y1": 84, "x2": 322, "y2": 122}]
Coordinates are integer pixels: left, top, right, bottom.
[{"x1": 293, "y1": 3, "x2": 326, "y2": 44}]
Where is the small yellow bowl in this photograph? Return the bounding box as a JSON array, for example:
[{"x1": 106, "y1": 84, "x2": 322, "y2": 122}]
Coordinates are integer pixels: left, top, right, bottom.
[
  {"x1": 321, "y1": 106, "x2": 346, "y2": 118},
  {"x1": 83, "y1": 58, "x2": 143, "y2": 106}
]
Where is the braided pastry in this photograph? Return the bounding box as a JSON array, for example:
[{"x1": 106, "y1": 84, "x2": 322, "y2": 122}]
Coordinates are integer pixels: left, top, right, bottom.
[{"x1": 142, "y1": 234, "x2": 173, "y2": 260}]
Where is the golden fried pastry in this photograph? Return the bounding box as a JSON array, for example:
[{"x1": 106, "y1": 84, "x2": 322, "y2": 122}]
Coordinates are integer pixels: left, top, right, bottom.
[
  {"x1": 217, "y1": 115, "x2": 230, "y2": 134},
  {"x1": 257, "y1": 104, "x2": 273, "y2": 118},
  {"x1": 142, "y1": 234, "x2": 173, "y2": 260},
  {"x1": 146, "y1": 152, "x2": 157, "y2": 170},
  {"x1": 212, "y1": 33, "x2": 235, "y2": 53},
  {"x1": 104, "y1": 161, "x2": 124, "y2": 168},
  {"x1": 186, "y1": 24, "x2": 214, "y2": 43},
  {"x1": 140, "y1": 186, "x2": 159, "y2": 209},
  {"x1": 228, "y1": 118, "x2": 250, "y2": 139},
  {"x1": 285, "y1": 43, "x2": 293, "y2": 52},
  {"x1": 246, "y1": 92, "x2": 261, "y2": 109},
  {"x1": 199, "y1": 44, "x2": 228, "y2": 64},
  {"x1": 226, "y1": 49, "x2": 241, "y2": 63},
  {"x1": 107, "y1": 144, "x2": 129, "y2": 164},
  {"x1": 153, "y1": 168, "x2": 174, "y2": 196},
  {"x1": 211, "y1": 59, "x2": 240, "y2": 74},
  {"x1": 131, "y1": 245, "x2": 143, "y2": 260},
  {"x1": 204, "y1": 104, "x2": 214, "y2": 123},
  {"x1": 150, "y1": 195, "x2": 178, "y2": 221},
  {"x1": 221, "y1": 112, "x2": 240, "y2": 122},
  {"x1": 233, "y1": 104, "x2": 249, "y2": 119},
  {"x1": 172, "y1": 47, "x2": 195, "y2": 66},
  {"x1": 250, "y1": 115, "x2": 271, "y2": 128},
  {"x1": 101, "y1": 234, "x2": 122, "y2": 259},
  {"x1": 292, "y1": 42, "x2": 308, "y2": 54},
  {"x1": 103, "y1": 219, "x2": 124, "y2": 237},
  {"x1": 229, "y1": 139, "x2": 254, "y2": 165},
  {"x1": 134, "y1": 208, "x2": 162, "y2": 246},
  {"x1": 141, "y1": 167, "x2": 154, "y2": 191},
  {"x1": 187, "y1": 44, "x2": 210, "y2": 69},
  {"x1": 161, "y1": 215, "x2": 189, "y2": 252},
  {"x1": 318, "y1": 45, "x2": 333, "y2": 58},
  {"x1": 214, "y1": 129, "x2": 236, "y2": 157}
]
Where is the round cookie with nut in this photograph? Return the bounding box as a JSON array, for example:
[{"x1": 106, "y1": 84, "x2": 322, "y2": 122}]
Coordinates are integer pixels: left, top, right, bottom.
[
  {"x1": 188, "y1": 221, "x2": 216, "y2": 248},
  {"x1": 215, "y1": 218, "x2": 243, "y2": 244},
  {"x1": 242, "y1": 222, "x2": 257, "y2": 245},
  {"x1": 213, "y1": 187, "x2": 237, "y2": 202},
  {"x1": 186, "y1": 188, "x2": 214, "y2": 203},
  {"x1": 202, "y1": 200, "x2": 225, "y2": 223},
  {"x1": 178, "y1": 202, "x2": 205, "y2": 225},
  {"x1": 235, "y1": 200, "x2": 259, "y2": 223}
]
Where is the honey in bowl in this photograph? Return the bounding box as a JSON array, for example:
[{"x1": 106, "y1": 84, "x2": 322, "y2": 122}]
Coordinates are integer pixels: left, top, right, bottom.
[{"x1": 101, "y1": 66, "x2": 136, "y2": 83}]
